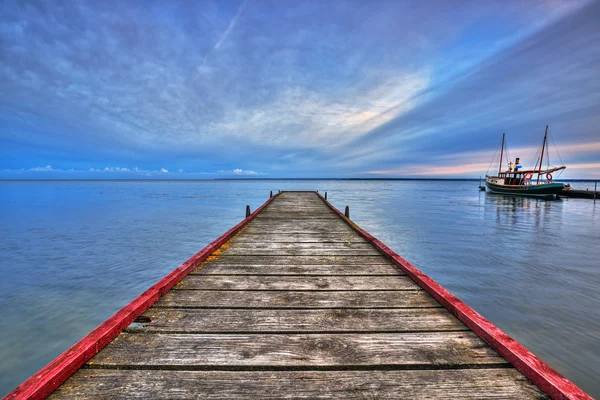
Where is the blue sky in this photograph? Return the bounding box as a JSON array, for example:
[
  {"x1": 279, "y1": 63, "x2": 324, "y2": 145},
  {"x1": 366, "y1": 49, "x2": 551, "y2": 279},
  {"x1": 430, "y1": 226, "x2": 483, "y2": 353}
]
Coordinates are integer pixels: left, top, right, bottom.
[{"x1": 1, "y1": 0, "x2": 599, "y2": 179}]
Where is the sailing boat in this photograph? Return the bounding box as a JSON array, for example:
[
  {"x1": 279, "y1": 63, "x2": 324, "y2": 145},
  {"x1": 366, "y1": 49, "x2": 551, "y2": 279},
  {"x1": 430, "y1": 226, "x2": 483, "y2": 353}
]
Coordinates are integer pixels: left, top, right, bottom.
[{"x1": 485, "y1": 126, "x2": 566, "y2": 197}]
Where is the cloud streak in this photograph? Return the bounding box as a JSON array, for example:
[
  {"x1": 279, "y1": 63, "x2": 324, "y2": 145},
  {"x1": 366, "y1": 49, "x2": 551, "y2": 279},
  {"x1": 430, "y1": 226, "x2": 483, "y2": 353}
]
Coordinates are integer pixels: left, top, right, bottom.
[{"x1": 214, "y1": 0, "x2": 248, "y2": 50}]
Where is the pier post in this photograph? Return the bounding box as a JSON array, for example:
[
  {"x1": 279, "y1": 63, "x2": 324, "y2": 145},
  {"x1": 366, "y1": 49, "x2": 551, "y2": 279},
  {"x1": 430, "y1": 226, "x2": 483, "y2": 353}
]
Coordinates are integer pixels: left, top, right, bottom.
[
  {"x1": 278, "y1": 190, "x2": 281, "y2": 194},
  {"x1": 325, "y1": 192, "x2": 327, "y2": 200},
  {"x1": 270, "y1": 191, "x2": 272, "y2": 198},
  {"x1": 246, "y1": 205, "x2": 251, "y2": 218},
  {"x1": 345, "y1": 206, "x2": 350, "y2": 218}
]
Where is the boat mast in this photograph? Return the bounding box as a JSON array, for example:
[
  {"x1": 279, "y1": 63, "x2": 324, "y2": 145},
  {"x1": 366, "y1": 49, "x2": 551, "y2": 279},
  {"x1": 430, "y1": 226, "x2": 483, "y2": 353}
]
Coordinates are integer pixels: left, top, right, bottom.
[
  {"x1": 537, "y1": 125, "x2": 548, "y2": 184},
  {"x1": 498, "y1": 133, "x2": 505, "y2": 175}
]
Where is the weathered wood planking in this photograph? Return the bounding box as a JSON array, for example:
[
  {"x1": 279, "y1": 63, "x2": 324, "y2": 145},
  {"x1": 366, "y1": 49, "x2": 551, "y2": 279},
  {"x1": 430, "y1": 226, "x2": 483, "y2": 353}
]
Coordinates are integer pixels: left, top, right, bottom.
[
  {"x1": 192, "y1": 264, "x2": 401, "y2": 275},
  {"x1": 175, "y1": 275, "x2": 417, "y2": 290},
  {"x1": 49, "y1": 369, "x2": 549, "y2": 399},
  {"x1": 242, "y1": 220, "x2": 356, "y2": 232},
  {"x1": 229, "y1": 233, "x2": 369, "y2": 243},
  {"x1": 229, "y1": 233, "x2": 369, "y2": 242},
  {"x1": 219, "y1": 247, "x2": 382, "y2": 256},
  {"x1": 88, "y1": 332, "x2": 508, "y2": 368},
  {"x1": 198, "y1": 255, "x2": 393, "y2": 265},
  {"x1": 47, "y1": 191, "x2": 556, "y2": 399},
  {"x1": 154, "y1": 290, "x2": 441, "y2": 309},
  {"x1": 221, "y1": 242, "x2": 378, "y2": 250},
  {"x1": 126, "y1": 308, "x2": 467, "y2": 333},
  {"x1": 255, "y1": 213, "x2": 340, "y2": 219}
]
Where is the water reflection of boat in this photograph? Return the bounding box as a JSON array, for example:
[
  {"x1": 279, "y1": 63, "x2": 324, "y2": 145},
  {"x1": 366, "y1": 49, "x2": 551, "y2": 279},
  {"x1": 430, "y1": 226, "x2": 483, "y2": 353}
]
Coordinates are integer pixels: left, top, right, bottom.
[{"x1": 486, "y1": 126, "x2": 566, "y2": 197}]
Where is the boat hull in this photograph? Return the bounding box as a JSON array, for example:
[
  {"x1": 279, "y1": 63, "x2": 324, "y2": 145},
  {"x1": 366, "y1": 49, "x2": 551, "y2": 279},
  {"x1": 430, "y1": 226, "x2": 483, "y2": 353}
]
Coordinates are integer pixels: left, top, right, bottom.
[{"x1": 485, "y1": 180, "x2": 565, "y2": 197}]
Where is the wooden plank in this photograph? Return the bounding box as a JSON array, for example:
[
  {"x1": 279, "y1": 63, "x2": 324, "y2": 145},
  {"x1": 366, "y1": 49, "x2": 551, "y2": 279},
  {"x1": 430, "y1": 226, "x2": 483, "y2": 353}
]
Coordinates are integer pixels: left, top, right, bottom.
[
  {"x1": 261, "y1": 207, "x2": 331, "y2": 212},
  {"x1": 243, "y1": 227, "x2": 357, "y2": 234},
  {"x1": 242, "y1": 226, "x2": 354, "y2": 234},
  {"x1": 191, "y1": 264, "x2": 401, "y2": 275},
  {"x1": 219, "y1": 244, "x2": 381, "y2": 256},
  {"x1": 127, "y1": 308, "x2": 467, "y2": 333},
  {"x1": 224, "y1": 243, "x2": 377, "y2": 250},
  {"x1": 175, "y1": 275, "x2": 418, "y2": 291},
  {"x1": 256, "y1": 213, "x2": 339, "y2": 219},
  {"x1": 230, "y1": 233, "x2": 368, "y2": 243},
  {"x1": 154, "y1": 290, "x2": 440, "y2": 309},
  {"x1": 88, "y1": 332, "x2": 509, "y2": 368},
  {"x1": 247, "y1": 219, "x2": 350, "y2": 226},
  {"x1": 50, "y1": 369, "x2": 549, "y2": 399},
  {"x1": 198, "y1": 255, "x2": 393, "y2": 265}
]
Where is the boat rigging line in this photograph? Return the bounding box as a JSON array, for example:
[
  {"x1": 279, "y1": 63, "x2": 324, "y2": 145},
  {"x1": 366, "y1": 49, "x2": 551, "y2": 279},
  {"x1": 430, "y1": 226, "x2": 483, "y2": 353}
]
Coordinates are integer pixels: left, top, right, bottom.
[{"x1": 486, "y1": 141, "x2": 501, "y2": 175}]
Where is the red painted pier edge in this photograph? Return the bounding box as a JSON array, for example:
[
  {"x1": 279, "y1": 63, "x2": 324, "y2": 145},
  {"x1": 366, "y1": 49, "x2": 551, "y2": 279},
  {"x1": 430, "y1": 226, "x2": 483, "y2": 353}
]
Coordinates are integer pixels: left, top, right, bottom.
[
  {"x1": 4, "y1": 193, "x2": 280, "y2": 400},
  {"x1": 315, "y1": 191, "x2": 592, "y2": 400}
]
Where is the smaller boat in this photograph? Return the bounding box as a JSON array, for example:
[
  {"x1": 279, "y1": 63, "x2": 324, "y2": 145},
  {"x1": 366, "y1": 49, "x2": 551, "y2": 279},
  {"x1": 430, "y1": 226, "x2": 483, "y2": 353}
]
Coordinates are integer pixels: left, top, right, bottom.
[{"x1": 485, "y1": 126, "x2": 566, "y2": 197}]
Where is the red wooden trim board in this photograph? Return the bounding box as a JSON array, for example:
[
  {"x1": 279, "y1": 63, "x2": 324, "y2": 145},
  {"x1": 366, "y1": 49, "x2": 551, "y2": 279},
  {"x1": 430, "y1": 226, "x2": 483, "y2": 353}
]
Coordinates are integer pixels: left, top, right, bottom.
[
  {"x1": 315, "y1": 191, "x2": 591, "y2": 400},
  {"x1": 4, "y1": 194, "x2": 279, "y2": 400}
]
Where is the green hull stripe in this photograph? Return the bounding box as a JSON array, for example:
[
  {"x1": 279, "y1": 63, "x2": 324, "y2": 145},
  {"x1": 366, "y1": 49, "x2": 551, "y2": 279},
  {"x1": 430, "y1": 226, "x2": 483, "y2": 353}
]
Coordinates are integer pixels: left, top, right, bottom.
[{"x1": 486, "y1": 182, "x2": 564, "y2": 196}]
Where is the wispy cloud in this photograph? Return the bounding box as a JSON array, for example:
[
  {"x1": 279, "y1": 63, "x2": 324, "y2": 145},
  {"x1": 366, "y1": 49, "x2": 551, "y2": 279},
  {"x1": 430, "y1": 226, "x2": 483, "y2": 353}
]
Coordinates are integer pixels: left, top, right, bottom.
[{"x1": 214, "y1": 0, "x2": 249, "y2": 50}]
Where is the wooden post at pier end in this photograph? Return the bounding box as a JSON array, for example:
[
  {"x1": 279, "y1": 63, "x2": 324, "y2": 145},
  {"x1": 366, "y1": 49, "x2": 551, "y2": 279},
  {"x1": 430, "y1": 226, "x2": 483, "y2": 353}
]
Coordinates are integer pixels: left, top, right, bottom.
[
  {"x1": 344, "y1": 205, "x2": 350, "y2": 218},
  {"x1": 270, "y1": 191, "x2": 273, "y2": 198},
  {"x1": 325, "y1": 192, "x2": 327, "y2": 200},
  {"x1": 245, "y1": 205, "x2": 251, "y2": 218}
]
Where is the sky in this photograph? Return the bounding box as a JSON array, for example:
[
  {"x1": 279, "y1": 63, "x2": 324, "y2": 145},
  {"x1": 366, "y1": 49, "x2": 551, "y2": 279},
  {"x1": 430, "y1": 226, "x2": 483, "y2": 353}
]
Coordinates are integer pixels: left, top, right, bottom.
[{"x1": 1, "y1": 0, "x2": 599, "y2": 179}]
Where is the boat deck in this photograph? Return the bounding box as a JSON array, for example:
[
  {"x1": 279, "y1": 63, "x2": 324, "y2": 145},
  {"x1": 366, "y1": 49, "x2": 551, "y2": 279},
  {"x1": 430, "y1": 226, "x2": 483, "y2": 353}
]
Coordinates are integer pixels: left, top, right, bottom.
[{"x1": 45, "y1": 191, "x2": 551, "y2": 399}]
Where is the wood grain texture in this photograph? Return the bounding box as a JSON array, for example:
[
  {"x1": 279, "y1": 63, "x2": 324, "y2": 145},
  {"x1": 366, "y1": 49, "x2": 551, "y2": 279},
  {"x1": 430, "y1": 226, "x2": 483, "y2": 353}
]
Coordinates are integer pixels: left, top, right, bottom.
[
  {"x1": 229, "y1": 233, "x2": 368, "y2": 243},
  {"x1": 219, "y1": 244, "x2": 382, "y2": 256},
  {"x1": 198, "y1": 255, "x2": 393, "y2": 265},
  {"x1": 223, "y1": 242, "x2": 378, "y2": 250},
  {"x1": 246, "y1": 220, "x2": 352, "y2": 227},
  {"x1": 154, "y1": 290, "x2": 440, "y2": 309},
  {"x1": 242, "y1": 227, "x2": 358, "y2": 234},
  {"x1": 174, "y1": 275, "x2": 418, "y2": 291},
  {"x1": 255, "y1": 214, "x2": 340, "y2": 219},
  {"x1": 127, "y1": 308, "x2": 467, "y2": 333},
  {"x1": 89, "y1": 332, "x2": 509, "y2": 368},
  {"x1": 50, "y1": 369, "x2": 549, "y2": 399},
  {"x1": 191, "y1": 264, "x2": 401, "y2": 275}
]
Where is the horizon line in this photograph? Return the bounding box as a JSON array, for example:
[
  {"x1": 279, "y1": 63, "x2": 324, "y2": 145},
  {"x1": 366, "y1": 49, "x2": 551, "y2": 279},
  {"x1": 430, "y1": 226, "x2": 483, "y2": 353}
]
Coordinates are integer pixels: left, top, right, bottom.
[{"x1": 1, "y1": 178, "x2": 598, "y2": 182}]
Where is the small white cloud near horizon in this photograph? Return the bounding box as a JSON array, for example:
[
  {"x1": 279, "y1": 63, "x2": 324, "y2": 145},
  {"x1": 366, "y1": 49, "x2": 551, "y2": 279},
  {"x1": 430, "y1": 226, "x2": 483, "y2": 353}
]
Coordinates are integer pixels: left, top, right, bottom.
[
  {"x1": 219, "y1": 168, "x2": 261, "y2": 176},
  {"x1": 3, "y1": 166, "x2": 266, "y2": 177},
  {"x1": 29, "y1": 165, "x2": 55, "y2": 172}
]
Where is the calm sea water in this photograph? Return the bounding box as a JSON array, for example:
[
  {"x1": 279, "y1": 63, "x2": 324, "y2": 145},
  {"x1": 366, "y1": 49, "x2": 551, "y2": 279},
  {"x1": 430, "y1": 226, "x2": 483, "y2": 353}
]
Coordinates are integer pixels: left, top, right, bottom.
[{"x1": 1, "y1": 180, "x2": 599, "y2": 397}]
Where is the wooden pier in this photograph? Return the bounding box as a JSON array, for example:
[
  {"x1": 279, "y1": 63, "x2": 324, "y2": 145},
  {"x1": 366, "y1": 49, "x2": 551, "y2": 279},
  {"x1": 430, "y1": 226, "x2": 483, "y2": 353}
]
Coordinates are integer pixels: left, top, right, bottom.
[
  {"x1": 6, "y1": 191, "x2": 591, "y2": 399},
  {"x1": 558, "y1": 188, "x2": 599, "y2": 199}
]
